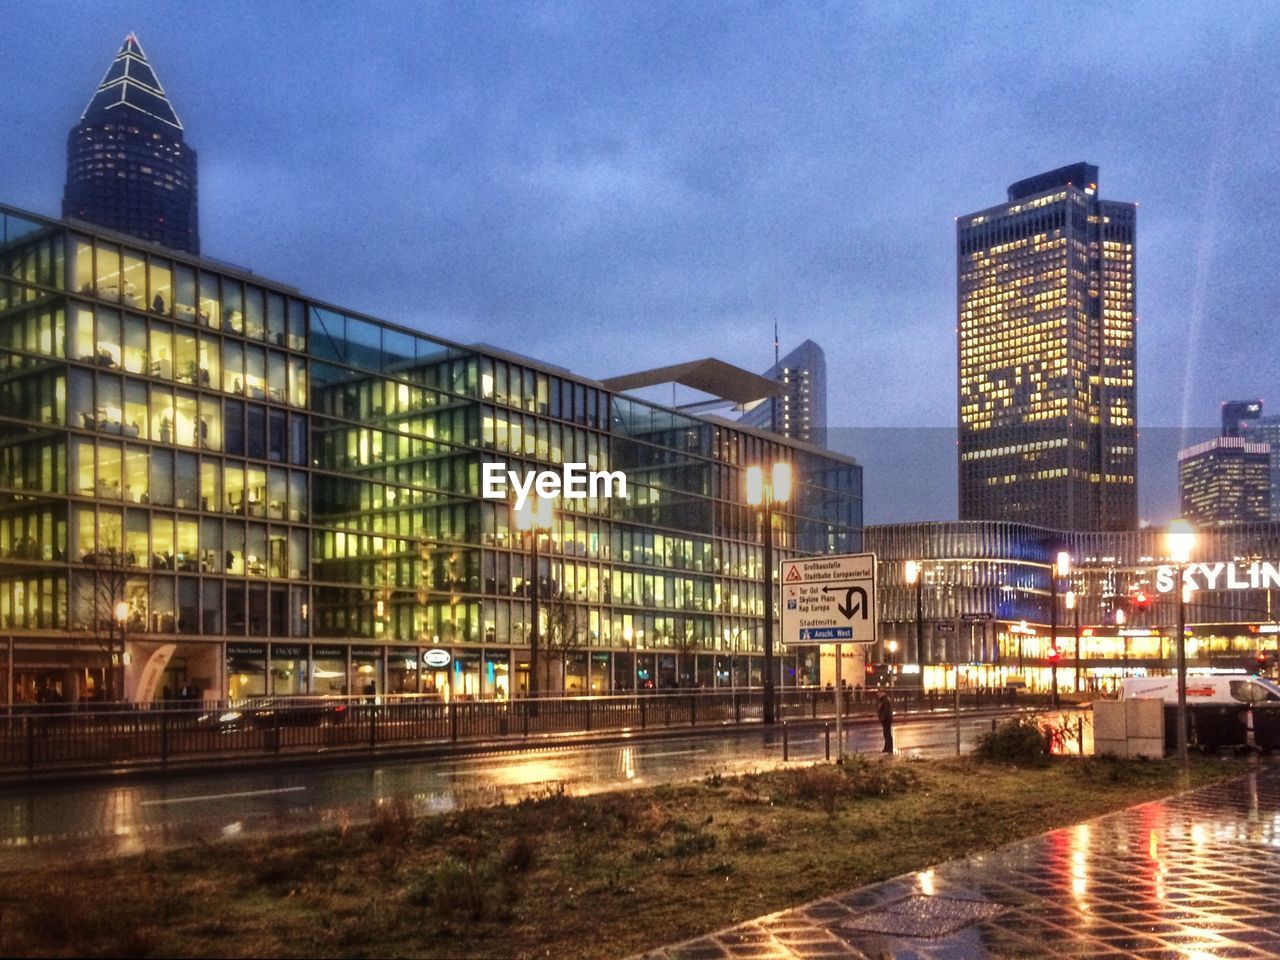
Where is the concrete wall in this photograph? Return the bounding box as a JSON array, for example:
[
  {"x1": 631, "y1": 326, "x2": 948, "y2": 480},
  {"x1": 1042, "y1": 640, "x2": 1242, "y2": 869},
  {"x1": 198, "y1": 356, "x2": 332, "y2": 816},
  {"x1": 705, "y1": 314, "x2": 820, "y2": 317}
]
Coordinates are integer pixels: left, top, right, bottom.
[{"x1": 1094, "y1": 699, "x2": 1164, "y2": 759}]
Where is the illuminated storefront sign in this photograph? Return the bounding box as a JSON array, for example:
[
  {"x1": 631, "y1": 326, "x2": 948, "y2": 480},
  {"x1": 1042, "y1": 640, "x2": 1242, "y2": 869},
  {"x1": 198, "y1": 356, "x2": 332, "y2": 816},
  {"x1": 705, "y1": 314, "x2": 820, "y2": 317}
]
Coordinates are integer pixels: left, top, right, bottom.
[
  {"x1": 1153, "y1": 561, "x2": 1280, "y2": 593},
  {"x1": 424, "y1": 648, "x2": 452, "y2": 668}
]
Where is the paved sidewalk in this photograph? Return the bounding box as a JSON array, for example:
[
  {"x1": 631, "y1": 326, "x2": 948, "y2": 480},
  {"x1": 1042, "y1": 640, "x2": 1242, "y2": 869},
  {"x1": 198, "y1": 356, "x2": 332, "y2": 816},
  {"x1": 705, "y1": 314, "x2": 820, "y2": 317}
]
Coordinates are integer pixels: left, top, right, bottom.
[{"x1": 640, "y1": 765, "x2": 1280, "y2": 959}]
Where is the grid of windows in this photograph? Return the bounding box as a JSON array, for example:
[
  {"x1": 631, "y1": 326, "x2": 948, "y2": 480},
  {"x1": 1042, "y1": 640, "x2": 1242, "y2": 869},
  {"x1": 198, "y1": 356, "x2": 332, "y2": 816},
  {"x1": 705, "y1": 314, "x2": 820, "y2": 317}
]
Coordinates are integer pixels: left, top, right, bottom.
[
  {"x1": 0, "y1": 205, "x2": 862, "y2": 704},
  {"x1": 957, "y1": 170, "x2": 1136, "y2": 531}
]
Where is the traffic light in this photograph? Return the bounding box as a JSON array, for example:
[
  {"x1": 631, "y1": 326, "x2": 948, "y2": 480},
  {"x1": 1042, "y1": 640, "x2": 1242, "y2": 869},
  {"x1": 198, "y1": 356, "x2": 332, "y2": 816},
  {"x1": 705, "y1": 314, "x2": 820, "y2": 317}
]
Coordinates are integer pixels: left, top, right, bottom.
[{"x1": 1257, "y1": 652, "x2": 1269, "y2": 672}]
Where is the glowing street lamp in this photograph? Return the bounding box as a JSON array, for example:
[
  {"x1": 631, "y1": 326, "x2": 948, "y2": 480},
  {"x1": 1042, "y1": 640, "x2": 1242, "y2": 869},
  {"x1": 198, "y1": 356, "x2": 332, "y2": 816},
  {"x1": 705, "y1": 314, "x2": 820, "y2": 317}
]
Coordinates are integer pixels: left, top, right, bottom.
[
  {"x1": 1166, "y1": 518, "x2": 1197, "y2": 764},
  {"x1": 746, "y1": 461, "x2": 791, "y2": 725}
]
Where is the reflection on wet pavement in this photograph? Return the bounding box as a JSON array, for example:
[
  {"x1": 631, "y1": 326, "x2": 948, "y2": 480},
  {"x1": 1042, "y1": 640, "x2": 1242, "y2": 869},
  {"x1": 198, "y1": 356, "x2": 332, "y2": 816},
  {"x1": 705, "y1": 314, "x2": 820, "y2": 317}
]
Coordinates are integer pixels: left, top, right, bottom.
[
  {"x1": 0, "y1": 712, "x2": 1019, "y2": 866},
  {"x1": 641, "y1": 766, "x2": 1280, "y2": 959}
]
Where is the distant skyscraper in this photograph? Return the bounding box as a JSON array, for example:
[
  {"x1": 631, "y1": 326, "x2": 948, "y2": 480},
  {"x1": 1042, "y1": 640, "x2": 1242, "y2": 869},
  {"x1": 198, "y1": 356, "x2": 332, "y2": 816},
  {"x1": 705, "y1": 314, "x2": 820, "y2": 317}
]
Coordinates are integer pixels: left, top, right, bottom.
[
  {"x1": 741, "y1": 339, "x2": 827, "y2": 446},
  {"x1": 1222, "y1": 399, "x2": 1263, "y2": 438},
  {"x1": 1178, "y1": 437, "x2": 1271, "y2": 525},
  {"x1": 1241, "y1": 415, "x2": 1280, "y2": 521},
  {"x1": 63, "y1": 34, "x2": 199, "y2": 254},
  {"x1": 957, "y1": 162, "x2": 1137, "y2": 531}
]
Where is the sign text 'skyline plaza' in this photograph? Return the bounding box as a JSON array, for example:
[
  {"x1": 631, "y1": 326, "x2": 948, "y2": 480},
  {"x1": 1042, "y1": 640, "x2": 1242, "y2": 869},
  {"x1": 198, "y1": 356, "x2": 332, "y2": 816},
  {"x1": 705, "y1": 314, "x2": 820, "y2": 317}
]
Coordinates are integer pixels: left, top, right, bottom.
[
  {"x1": 0, "y1": 204, "x2": 863, "y2": 705},
  {"x1": 869, "y1": 520, "x2": 1280, "y2": 694}
]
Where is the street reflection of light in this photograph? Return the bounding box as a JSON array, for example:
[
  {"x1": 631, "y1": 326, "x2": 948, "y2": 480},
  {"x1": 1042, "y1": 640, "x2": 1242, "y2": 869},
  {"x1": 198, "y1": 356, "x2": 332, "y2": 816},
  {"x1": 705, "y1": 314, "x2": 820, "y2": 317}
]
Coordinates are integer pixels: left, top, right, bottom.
[
  {"x1": 917, "y1": 869, "x2": 935, "y2": 896},
  {"x1": 492, "y1": 759, "x2": 568, "y2": 787},
  {"x1": 1070, "y1": 823, "x2": 1089, "y2": 904},
  {"x1": 222, "y1": 821, "x2": 243, "y2": 836},
  {"x1": 621, "y1": 747, "x2": 636, "y2": 781},
  {"x1": 1190, "y1": 823, "x2": 1207, "y2": 849},
  {"x1": 1148, "y1": 829, "x2": 1166, "y2": 901}
]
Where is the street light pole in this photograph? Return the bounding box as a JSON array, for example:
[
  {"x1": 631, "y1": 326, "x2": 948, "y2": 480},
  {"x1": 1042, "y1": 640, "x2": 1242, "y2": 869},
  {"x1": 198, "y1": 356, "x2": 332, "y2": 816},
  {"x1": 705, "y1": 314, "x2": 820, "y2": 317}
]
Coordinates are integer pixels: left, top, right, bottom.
[
  {"x1": 113, "y1": 598, "x2": 129, "y2": 702},
  {"x1": 514, "y1": 496, "x2": 554, "y2": 702},
  {"x1": 1050, "y1": 551, "x2": 1068, "y2": 708},
  {"x1": 747, "y1": 462, "x2": 791, "y2": 726},
  {"x1": 1168, "y1": 518, "x2": 1196, "y2": 766},
  {"x1": 763, "y1": 497, "x2": 776, "y2": 722},
  {"x1": 905, "y1": 561, "x2": 923, "y2": 667},
  {"x1": 1065, "y1": 590, "x2": 1081, "y2": 692},
  {"x1": 530, "y1": 524, "x2": 540, "y2": 699}
]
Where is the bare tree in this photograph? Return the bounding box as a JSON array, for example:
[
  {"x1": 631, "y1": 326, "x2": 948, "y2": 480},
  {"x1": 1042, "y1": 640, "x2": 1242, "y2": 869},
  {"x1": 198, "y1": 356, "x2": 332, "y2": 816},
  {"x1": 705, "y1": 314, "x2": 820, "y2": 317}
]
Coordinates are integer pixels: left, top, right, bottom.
[
  {"x1": 672, "y1": 622, "x2": 700, "y2": 687},
  {"x1": 541, "y1": 594, "x2": 586, "y2": 695},
  {"x1": 81, "y1": 539, "x2": 131, "y2": 702}
]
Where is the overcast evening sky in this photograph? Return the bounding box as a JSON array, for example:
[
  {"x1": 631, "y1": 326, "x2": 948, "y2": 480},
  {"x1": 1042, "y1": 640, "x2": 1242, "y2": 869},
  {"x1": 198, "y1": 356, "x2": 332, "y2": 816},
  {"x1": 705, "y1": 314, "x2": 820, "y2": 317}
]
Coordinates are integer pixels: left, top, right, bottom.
[{"x1": 3, "y1": 2, "x2": 1278, "y2": 524}]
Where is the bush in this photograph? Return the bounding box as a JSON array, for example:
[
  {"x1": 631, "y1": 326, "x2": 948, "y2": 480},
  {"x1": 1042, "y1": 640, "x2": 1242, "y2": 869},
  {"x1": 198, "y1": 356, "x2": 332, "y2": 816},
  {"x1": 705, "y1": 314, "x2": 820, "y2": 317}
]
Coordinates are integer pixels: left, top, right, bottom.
[{"x1": 974, "y1": 716, "x2": 1052, "y2": 766}]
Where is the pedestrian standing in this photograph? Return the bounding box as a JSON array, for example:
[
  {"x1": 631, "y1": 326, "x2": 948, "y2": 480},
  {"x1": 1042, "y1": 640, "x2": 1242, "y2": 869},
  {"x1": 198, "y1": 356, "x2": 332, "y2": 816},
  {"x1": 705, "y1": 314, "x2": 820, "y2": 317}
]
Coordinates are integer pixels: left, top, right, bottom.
[{"x1": 877, "y1": 692, "x2": 894, "y2": 754}]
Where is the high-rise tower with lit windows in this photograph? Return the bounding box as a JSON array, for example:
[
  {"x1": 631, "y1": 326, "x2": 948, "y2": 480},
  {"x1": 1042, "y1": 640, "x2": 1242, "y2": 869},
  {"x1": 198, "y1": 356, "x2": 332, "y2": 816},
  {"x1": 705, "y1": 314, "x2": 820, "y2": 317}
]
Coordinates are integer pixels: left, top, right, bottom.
[
  {"x1": 957, "y1": 162, "x2": 1137, "y2": 531},
  {"x1": 741, "y1": 339, "x2": 827, "y2": 447},
  {"x1": 63, "y1": 34, "x2": 199, "y2": 254}
]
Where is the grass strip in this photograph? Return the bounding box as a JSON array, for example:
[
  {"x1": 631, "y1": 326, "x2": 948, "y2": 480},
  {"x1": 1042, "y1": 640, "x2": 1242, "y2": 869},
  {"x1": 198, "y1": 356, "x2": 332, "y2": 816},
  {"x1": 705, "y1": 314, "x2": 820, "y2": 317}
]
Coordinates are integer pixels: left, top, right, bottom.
[{"x1": 0, "y1": 755, "x2": 1242, "y2": 958}]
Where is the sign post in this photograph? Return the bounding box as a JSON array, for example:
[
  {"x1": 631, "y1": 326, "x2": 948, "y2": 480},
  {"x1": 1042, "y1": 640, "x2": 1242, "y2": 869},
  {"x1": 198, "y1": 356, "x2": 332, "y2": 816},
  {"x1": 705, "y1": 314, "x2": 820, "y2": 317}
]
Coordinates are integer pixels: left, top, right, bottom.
[{"x1": 780, "y1": 553, "x2": 877, "y2": 763}]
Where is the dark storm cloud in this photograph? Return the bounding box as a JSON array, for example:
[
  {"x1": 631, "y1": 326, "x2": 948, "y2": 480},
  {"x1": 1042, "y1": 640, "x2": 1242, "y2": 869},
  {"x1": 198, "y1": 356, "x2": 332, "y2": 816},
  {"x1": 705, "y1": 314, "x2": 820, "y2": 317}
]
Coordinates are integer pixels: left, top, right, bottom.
[{"x1": 4, "y1": 1, "x2": 1279, "y2": 523}]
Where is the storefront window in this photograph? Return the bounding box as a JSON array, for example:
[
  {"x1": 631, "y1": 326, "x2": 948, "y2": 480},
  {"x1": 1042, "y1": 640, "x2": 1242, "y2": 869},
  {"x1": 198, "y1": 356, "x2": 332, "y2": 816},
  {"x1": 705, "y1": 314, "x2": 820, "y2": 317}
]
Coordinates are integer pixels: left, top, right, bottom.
[
  {"x1": 352, "y1": 647, "x2": 381, "y2": 699},
  {"x1": 270, "y1": 644, "x2": 306, "y2": 695},
  {"x1": 452, "y1": 653, "x2": 479, "y2": 700},
  {"x1": 312, "y1": 646, "x2": 346, "y2": 695},
  {"x1": 614, "y1": 652, "x2": 635, "y2": 691},
  {"x1": 422, "y1": 649, "x2": 451, "y2": 698},
  {"x1": 387, "y1": 653, "x2": 418, "y2": 695},
  {"x1": 227, "y1": 643, "x2": 266, "y2": 700},
  {"x1": 589, "y1": 652, "x2": 610, "y2": 693},
  {"x1": 484, "y1": 650, "x2": 509, "y2": 699}
]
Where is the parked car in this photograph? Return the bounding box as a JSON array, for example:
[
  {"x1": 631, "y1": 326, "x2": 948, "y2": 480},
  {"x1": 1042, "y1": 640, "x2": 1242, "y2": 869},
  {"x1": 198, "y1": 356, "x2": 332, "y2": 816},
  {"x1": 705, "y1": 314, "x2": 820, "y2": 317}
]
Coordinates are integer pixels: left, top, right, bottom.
[
  {"x1": 1121, "y1": 675, "x2": 1280, "y2": 751},
  {"x1": 194, "y1": 697, "x2": 349, "y2": 732}
]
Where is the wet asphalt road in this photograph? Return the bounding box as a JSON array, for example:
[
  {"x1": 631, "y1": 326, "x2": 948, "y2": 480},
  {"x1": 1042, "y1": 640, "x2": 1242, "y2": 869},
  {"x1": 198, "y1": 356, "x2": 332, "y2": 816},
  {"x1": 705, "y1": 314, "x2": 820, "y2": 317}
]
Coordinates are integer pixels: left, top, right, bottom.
[{"x1": 0, "y1": 709, "x2": 1080, "y2": 865}]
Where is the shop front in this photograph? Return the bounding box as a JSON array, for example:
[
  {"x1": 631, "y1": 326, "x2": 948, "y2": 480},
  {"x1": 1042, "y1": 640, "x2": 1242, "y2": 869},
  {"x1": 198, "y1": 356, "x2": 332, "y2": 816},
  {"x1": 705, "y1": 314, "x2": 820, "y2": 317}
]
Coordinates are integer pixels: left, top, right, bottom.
[{"x1": 226, "y1": 643, "x2": 267, "y2": 700}]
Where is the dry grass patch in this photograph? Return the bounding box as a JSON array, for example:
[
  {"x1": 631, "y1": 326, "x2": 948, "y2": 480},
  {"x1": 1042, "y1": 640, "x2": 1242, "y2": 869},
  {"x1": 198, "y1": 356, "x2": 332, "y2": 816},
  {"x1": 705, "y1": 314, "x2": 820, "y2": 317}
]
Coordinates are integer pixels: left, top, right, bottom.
[{"x1": 0, "y1": 755, "x2": 1241, "y2": 959}]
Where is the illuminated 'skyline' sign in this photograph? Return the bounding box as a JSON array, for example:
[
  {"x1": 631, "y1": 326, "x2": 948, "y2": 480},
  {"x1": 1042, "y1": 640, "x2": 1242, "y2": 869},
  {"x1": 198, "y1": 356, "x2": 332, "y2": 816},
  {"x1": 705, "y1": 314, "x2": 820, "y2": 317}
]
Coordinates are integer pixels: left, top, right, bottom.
[{"x1": 1154, "y1": 561, "x2": 1280, "y2": 593}]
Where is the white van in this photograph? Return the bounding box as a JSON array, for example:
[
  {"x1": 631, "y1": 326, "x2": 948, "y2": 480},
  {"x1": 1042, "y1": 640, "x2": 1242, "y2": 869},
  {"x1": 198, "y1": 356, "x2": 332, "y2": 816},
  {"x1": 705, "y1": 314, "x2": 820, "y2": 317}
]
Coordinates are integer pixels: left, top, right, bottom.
[{"x1": 1121, "y1": 674, "x2": 1280, "y2": 705}]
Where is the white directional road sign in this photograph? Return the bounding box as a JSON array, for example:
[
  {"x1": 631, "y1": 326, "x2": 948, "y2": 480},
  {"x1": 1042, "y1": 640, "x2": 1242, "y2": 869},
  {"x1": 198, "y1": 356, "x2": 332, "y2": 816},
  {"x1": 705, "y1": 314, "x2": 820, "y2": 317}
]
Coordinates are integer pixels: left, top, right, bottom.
[{"x1": 779, "y1": 552, "x2": 877, "y2": 645}]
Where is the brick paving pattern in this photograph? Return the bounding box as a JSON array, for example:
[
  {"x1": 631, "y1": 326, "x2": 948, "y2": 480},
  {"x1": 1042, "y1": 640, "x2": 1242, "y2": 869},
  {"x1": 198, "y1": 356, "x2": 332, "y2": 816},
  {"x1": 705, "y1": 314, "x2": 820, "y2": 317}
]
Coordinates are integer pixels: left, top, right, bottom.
[{"x1": 639, "y1": 766, "x2": 1280, "y2": 959}]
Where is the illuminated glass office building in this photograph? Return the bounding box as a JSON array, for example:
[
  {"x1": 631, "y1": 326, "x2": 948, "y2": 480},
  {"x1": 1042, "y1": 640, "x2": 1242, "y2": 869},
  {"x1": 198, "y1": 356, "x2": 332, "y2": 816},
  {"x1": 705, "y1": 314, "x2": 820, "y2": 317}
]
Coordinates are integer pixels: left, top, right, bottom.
[
  {"x1": 0, "y1": 204, "x2": 861, "y2": 706},
  {"x1": 871, "y1": 520, "x2": 1280, "y2": 693},
  {"x1": 957, "y1": 163, "x2": 1137, "y2": 531},
  {"x1": 1178, "y1": 437, "x2": 1271, "y2": 526},
  {"x1": 1242, "y1": 415, "x2": 1280, "y2": 521}
]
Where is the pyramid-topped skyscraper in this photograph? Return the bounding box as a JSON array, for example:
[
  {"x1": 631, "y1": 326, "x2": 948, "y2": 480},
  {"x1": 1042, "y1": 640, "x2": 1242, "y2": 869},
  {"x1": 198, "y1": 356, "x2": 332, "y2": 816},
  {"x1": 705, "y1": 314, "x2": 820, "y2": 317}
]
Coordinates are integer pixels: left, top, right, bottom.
[{"x1": 63, "y1": 34, "x2": 199, "y2": 254}]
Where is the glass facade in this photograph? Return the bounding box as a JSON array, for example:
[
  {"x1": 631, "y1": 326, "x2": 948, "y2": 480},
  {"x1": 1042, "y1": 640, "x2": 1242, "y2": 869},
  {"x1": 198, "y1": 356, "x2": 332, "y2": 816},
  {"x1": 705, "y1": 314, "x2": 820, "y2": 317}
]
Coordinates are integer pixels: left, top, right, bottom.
[
  {"x1": 0, "y1": 203, "x2": 862, "y2": 705},
  {"x1": 871, "y1": 520, "x2": 1280, "y2": 693},
  {"x1": 1178, "y1": 438, "x2": 1271, "y2": 525},
  {"x1": 957, "y1": 164, "x2": 1137, "y2": 532}
]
